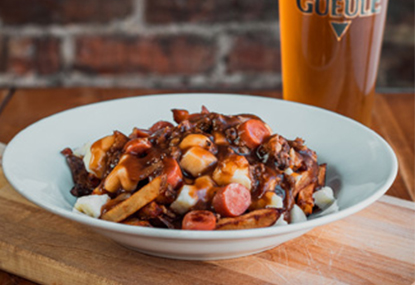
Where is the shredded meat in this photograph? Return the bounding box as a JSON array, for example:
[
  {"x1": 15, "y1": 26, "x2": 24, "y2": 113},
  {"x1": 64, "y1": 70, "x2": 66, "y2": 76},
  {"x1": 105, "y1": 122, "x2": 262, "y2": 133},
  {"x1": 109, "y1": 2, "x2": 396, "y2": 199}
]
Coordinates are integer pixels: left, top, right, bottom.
[{"x1": 61, "y1": 148, "x2": 100, "y2": 196}]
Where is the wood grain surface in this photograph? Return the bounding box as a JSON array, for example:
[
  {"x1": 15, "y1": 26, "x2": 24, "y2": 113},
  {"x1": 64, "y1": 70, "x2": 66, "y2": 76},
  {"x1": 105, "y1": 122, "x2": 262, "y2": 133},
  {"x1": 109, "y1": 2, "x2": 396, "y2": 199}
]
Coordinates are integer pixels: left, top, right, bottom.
[
  {"x1": 372, "y1": 94, "x2": 415, "y2": 200},
  {"x1": 0, "y1": 88, "x2": 414, "y2": 284}
]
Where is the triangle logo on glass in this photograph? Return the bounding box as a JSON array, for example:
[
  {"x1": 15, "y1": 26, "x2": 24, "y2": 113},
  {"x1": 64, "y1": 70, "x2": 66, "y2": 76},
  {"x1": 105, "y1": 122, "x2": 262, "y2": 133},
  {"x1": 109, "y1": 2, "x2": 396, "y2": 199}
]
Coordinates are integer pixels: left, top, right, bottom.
[{"x1": 330, "y1": 21, "x2": 352, "y2": 41}]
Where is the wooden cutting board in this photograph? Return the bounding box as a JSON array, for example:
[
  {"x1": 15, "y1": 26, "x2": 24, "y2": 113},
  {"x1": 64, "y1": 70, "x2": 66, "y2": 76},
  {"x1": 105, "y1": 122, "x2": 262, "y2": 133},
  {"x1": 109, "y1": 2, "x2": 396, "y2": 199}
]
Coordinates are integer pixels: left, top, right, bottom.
[{"x1": 0, "y1": 160, "x2": 414, "y2": 283}]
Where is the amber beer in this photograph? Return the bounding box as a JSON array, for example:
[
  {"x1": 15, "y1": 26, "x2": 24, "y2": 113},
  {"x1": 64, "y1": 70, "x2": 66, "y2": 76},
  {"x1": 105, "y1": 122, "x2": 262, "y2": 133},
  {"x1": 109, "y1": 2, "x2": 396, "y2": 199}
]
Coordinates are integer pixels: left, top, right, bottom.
[{"x1": 279, "y1": 0, "x2": 388, "y2": 125}]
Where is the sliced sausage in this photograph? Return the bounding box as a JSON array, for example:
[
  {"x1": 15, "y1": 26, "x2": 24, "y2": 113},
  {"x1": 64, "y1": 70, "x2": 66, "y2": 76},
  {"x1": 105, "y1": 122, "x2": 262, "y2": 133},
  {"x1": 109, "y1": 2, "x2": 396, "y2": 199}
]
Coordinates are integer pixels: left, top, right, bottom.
[
  {"x1": 129, "y1": 127, "x2": 150, "y2": 139},
  {"x1": 163, "y1": 157, "x2": 183, "y2": 189},
  {"x1": 149, "y1": 121, "x2": 174, "y2": 133},
  {"x1": 182, "y1": 210, "x2": 217, "y2": 230},
  {"x1": 238, "y1": 119, "x2": 271, "y2": 149},
  {"x1": 212, "y1": 183, "x2": 251, "y2": 217},
  {"x1": 123, "y1": 138, "x2": 152, "y2": 156},
  {"x1": 172, "y1": 109, "x2": 189, "y2": 123}
]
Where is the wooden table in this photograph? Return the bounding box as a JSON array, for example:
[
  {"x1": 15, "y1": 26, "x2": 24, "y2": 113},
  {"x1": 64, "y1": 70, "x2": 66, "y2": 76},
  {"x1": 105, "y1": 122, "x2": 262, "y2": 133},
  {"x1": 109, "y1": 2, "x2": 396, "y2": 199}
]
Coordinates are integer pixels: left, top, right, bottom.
[{"x1": 0, "y1": 88, "x2": 414, "y2": 284}]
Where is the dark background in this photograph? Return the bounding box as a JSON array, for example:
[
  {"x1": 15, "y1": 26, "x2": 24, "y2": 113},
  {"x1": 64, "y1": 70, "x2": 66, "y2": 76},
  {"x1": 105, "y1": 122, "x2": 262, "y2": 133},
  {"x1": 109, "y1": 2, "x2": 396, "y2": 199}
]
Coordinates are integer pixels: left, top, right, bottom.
[{"x1": 0, "y1": 0, "x2": 413, "y2": 90}]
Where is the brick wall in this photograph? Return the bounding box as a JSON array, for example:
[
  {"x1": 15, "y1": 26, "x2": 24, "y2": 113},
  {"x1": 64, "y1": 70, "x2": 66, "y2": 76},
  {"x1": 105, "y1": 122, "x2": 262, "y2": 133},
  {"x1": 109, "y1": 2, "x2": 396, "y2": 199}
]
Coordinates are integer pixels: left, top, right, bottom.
[{"x1": 0, "y1": 0, "x2": 413, "y2": 90}]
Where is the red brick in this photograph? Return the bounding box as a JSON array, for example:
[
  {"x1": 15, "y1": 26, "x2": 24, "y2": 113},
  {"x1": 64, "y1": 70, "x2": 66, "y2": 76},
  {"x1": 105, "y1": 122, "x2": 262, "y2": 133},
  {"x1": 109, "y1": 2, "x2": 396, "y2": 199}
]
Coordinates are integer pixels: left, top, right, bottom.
[
  {"x1": 227, "y1": 32, "x2": 281, "y2": 74},
  {"x1": 74, "y1": 35, "x2": 216, "y2": 75},
  {"x1": 145, "y1": 0, "x2": 278, "y2": 24},
  {"x1": 0, "y1": 0, "x2": 133, "y2": 25},
  {"x1": 35, "y1": 38, "x2": 62, "y2": 75},
  {"x1": 6, "y1": 37, "x2": 61, "y2": 75}
]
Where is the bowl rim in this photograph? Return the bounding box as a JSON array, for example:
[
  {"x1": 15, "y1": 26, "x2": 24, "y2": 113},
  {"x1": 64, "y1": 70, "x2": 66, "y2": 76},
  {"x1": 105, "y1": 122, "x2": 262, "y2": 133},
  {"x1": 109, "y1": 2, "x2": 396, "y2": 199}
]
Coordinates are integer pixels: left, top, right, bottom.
[{"x1": 2, "y1": 93, "x2": 399, "y2": 240}]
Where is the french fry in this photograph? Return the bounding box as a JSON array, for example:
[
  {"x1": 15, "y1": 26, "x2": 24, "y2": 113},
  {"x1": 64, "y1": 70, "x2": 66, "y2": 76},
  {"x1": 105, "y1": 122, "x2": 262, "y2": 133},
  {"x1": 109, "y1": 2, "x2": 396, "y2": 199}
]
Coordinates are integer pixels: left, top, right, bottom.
[
  {"x1": 215, "y1": 209, "x2": 280, "y2": 230},
  {"x1": 296, "y1": 182, "x2": 315, "y2": 215},
  {"x1": 293, "y1": 167, "x2": 317, "y2": 197},
  {"x1": 317, "y1": 163, "x2": 327, "y2": 187},
  {"x1": 104, "y1": 156, "x2": 163, "y2": 193},
  {"x1": 122, "y1": 218, "x2": 152, "y2": 227},
  {"x1": 101, "y1": 176, "x2": 165, "y2": 222}
]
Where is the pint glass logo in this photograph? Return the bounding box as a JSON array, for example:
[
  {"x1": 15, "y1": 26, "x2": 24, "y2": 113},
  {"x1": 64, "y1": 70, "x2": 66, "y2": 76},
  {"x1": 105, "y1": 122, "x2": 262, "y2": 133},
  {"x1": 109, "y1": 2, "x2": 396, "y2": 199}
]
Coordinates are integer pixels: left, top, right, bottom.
[{"x1": 296, "y1": 0, "x2": 382, "y2": 40}]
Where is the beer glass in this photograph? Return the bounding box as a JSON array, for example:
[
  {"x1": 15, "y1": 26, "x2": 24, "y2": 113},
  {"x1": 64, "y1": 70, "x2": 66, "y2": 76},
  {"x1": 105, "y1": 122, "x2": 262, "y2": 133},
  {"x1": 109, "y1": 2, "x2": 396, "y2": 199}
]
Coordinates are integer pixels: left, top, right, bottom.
[{"x1": 279, "y1": 0, "x2": 388, "y2": 125}]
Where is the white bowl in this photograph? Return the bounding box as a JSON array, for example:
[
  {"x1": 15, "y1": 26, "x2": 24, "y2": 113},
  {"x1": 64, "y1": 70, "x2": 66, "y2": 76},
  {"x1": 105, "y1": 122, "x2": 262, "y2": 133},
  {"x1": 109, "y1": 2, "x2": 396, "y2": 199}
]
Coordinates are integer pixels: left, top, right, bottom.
[{"x1": 2, "y1": 94, "x2": 398, "y2": 260}]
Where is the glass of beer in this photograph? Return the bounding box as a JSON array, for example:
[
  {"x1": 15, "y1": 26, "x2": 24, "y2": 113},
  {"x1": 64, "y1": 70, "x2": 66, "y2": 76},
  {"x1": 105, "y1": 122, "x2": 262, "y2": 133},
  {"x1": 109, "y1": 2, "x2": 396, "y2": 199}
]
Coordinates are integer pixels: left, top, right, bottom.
[{"x1": 279, "y1": 0, "x2": 388, "y2": 126}]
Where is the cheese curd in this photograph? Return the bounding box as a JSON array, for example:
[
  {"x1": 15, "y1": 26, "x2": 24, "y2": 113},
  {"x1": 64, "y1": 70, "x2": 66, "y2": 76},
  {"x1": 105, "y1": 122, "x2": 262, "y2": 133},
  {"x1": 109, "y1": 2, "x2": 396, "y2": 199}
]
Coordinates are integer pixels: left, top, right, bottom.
[
  {"x1": 73, "y1": 194, "x2": 110, "y2": 218},
  {"x1": 212, "y1": 155, "x2": 252, "y2": 190},
  {"x1": 179, "y1": 134, "x2": 213, "y2": 150},
  {"x1": 265, "y1": 192, "x2": 284, "y2": 209},
  {"x1": 313, "y1": 186, "x2": 338, "y2": 214},
  {"x1": 180, "y1": 146, "x2": 217, "y2": 177},
  {"x1": 290, "y1": 204, "x2": 307, "y2": 223},
  {"x1": 170, "y1": 185, "x2": 198, "y2": 215},
  {"x1": 170, "y1": 176, "x2": 216, "y2": 214}
]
